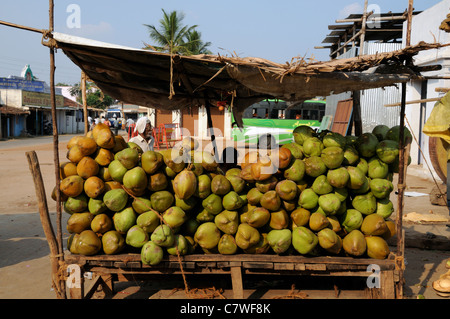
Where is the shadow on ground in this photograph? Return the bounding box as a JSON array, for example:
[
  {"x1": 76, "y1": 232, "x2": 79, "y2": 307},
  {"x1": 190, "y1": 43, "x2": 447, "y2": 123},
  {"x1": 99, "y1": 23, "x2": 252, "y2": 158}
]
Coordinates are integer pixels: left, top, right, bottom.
[{"x1": 0, "y1": 212, "x2": 69, "y2": 268}]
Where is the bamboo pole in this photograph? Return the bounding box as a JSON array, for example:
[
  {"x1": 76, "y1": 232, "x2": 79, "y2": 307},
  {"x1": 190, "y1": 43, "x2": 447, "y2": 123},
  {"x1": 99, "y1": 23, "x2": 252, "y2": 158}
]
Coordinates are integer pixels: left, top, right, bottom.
[
  {"x1": 0, "y1": 19, "x2": 45, "y2": 34},
  {"x1": 359, "y1": 1, "x2": 369, "y2": 56},
  {"x1": 48, "y1": 0, "x2": 66, "y2": 298},
  {"x1": 384, "y1": 97, "x2": 441, "y2": 107},
  {"x1": 335, "y1": 14, "x2": 408, "y2": 23}
]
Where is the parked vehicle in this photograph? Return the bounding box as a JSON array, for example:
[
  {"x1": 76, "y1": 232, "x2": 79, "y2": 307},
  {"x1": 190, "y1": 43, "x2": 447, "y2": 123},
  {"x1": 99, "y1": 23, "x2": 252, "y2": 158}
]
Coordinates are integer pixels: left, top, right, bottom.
[{"x1": 231, "y1": 99, "x2": 326, "y2": 145}]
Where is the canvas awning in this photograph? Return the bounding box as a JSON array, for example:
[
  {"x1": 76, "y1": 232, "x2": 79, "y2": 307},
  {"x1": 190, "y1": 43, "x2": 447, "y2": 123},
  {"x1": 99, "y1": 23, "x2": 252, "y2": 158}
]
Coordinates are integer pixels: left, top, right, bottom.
[{"x1": 51, "y1": 32, "x2": 446, "y2": 127}]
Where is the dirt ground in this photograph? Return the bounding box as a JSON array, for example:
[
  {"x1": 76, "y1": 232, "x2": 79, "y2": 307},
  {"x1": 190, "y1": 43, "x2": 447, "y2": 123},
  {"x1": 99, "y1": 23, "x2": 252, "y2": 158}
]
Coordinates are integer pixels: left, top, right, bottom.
[{"x1": 0, "y1": 134, "x2": 448, "y2": 299}]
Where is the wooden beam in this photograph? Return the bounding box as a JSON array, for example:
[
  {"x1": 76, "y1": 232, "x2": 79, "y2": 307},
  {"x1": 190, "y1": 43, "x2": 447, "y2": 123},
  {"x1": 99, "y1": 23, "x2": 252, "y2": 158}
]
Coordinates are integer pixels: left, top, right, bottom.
[
  {"x1": 359, "y1": 1, "x2": 369, "y2": 55},
  {"x1": 230, "y1": 266, "x2": 244, "y2": 299},
  {"x1": 328, "y1": 24, "x2": 354, "y2": 30},
  {"x1": 336, "y1": 14, "x2": 407, "y2": 23},
  {"x1": 424, "y1": 76, "x2": 450, "y2": 80},
  {"x1": 0, "y1": 19, "x2": 45, "y2": 34},
  {"x1": 330, "y1": 29, "x2": 363, "y2": 57},
  {"x1": 384, "y1": 97, "x2": 441, "y2": 107},
  {"x1": 366, "y1": 28, "x2": 403, "y2": 32}
]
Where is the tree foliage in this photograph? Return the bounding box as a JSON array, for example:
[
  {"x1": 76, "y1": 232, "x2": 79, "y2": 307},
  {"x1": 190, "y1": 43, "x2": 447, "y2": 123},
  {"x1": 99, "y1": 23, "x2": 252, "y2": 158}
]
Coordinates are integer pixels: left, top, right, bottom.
[
  {"x1": 143, "y1": 9, "x2": 212, "y2": 55},
  {"x1": 69, "y1": 82, "x2": 115, "y2": 109}
]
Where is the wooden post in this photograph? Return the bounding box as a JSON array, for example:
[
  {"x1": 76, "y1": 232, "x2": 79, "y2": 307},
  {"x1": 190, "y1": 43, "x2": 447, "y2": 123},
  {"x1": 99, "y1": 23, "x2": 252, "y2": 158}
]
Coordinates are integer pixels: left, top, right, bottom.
[
  {"x1": 205, "y1": 101, "x2": 218, "y2": 162},
  {"x1": 394, "y1": 0, "x2": 414, "y2": 299},
  {"x1": 352, "y1": 90, "x2": 363, "y2": 136},
  {"x1": 230, "y1": 266, "x2": 244, "y2": 299},
  {"x1": 359, "y1": 0, "x2": 369, "y2": 55},
  {"x1": 406, "y1": 0, "x2": 414, "y2": 47},
  {"x1": 26, "y1": 151, "x2": 65, "y2": 298},
  {"x1": 81, "y1": 71, "x2": 88, "y2": 134},
  {"x1": 48, "y1": 0, "x2": 66, "y2": 298}
]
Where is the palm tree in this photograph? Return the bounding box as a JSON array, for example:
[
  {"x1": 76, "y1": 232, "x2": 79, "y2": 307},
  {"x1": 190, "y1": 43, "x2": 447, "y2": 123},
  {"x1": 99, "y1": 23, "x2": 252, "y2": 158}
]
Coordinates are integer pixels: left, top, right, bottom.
[
  {"x1": 143, "y1": 9, "x2": 199, "y2": 55},
  {"x1": 181, "y1": 29, "x2": 212, "y2": 55}
]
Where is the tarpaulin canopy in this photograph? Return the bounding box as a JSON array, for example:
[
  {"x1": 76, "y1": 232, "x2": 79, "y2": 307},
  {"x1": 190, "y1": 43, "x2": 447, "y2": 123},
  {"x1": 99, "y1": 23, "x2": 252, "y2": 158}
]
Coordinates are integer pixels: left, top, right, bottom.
[{"x1": 51, "y1": 32, "x2": 446, "y2": 127}]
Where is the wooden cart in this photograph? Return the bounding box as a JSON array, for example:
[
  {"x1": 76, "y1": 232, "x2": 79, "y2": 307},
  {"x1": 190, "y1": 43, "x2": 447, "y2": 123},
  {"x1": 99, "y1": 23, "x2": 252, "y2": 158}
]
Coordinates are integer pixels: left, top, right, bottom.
[
  {"x1": 19, "y1": 0, "x2": 422, "y2": 301},
  {"x1": 63, "y1": 252, "x2": 400, "y2": 299}
]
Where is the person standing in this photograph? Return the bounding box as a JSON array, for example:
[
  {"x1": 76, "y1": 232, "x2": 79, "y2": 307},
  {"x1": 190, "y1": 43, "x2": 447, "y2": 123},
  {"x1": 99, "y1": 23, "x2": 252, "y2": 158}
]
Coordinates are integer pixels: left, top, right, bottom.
[
  {"x1": 128, "y1": 117, "x2": 154, "y2": 152},
  {"x1": 126, "y1": 118, "x2": 135, "y2": 134},
  {"x1": 113, "y1": 118, "x2": 120, "y2": 135}
]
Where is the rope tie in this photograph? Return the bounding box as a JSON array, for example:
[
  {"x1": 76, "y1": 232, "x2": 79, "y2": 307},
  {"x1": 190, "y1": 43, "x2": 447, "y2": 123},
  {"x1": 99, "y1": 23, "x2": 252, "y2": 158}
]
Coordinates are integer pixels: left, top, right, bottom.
[{"x1": 41, "y1": 29, "x2": 58, "y2": 49}]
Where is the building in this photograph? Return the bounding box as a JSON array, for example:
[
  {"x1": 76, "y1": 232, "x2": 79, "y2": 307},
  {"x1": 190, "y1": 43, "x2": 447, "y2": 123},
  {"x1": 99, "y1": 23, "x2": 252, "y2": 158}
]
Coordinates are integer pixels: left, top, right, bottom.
[
  {"x1": 0, "y1": 65, "x2": 107, "y2": 139},
  {"x1": 317, "y1": 0, "x2": 450, "y2": 180},
  {"x1": 0, "y1": 65, "x2": 62, "y2": 137},
  {"x1": 402, "y1": 0, "x2": 450, "y2": 175},
  {"x1": 152, "y1": 106, "x2": 231, "y2": 144},
  {"x1": 317, "y1": 7, "x2": 422, "y2": 134}
]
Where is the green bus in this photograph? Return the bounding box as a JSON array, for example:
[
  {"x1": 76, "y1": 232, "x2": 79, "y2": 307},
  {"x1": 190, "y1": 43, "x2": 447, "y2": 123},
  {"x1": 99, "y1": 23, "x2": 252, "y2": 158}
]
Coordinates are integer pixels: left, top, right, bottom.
[{"x1": 232, "y1": 99, "x2": 326, "y2": 145}]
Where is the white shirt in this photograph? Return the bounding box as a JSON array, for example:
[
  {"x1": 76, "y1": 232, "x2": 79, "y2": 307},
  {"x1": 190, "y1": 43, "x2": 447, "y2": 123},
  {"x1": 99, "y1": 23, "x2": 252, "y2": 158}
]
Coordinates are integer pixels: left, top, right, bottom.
[{"x1": 128, "y1": 134, "x2": 154, "y2": 152}]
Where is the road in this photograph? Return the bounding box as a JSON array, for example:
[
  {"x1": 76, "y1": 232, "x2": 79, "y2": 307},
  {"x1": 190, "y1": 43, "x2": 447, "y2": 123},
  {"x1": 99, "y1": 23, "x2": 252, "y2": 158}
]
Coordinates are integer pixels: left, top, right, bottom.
[
  {"x1": 0, "y1": 134, "x2": 76, "y2": 150},
  {"x1": 0, "y1": 133, "x2": 448, "y2": 299}
]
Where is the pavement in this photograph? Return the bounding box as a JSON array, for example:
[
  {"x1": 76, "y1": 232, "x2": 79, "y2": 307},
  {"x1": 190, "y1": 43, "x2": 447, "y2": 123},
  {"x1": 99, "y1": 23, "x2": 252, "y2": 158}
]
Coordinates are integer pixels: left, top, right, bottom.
[{"x1": 0, "y1": 133, "x2": 448, "y2": 299}]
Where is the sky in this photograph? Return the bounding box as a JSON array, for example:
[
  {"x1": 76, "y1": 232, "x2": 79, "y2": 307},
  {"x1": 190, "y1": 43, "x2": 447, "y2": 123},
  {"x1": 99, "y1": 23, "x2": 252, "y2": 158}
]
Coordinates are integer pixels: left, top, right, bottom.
[{"x1": 0, "y1": 0, "x2": 444, "y2": 85}]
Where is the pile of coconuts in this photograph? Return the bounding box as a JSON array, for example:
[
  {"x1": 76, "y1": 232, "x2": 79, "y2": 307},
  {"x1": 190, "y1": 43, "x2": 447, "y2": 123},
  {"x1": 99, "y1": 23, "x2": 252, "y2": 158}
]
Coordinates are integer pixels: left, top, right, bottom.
[{"x1": 60, "y1": 122, "x2": 410, "y2": 265}]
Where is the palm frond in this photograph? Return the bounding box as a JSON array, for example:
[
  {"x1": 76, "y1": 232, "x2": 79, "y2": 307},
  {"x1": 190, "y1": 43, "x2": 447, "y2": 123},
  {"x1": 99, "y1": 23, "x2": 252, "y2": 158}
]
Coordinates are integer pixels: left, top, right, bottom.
[{"x1": 143, "y1": 9, "x2": 212, "y2": 55}]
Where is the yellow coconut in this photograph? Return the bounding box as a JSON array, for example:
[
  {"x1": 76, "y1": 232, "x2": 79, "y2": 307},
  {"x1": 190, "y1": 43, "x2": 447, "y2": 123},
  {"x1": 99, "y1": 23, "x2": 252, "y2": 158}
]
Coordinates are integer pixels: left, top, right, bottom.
[
  {"x1": 94, "y1": 148, "x2": 115, "y2": 166},
  {"x1": 60, "y1": 175, "x2": 84, "y2": 197},
  {"x1": 60, "y1": 161, "x2": 78, "y2": 179},
  {"x1": 77, "y1": 156, "x2": 99, "y2": 179},
  {"x1": 84, "y1": 176, "x2": 105, "y2": 198},
  {"x1": 67, "y1": 145, "x2": 85, "y2": 163},
  {"x1": 76, "y1": 136, "x2": 98, "y2": 156}
]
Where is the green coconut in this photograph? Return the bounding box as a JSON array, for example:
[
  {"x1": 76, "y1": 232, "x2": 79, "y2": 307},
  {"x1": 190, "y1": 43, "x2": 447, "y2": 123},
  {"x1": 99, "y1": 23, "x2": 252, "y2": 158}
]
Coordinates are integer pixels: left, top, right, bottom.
[
  {"x1": 292, "y1": 226, "x2": 318, "y2": 255},
  {"x1": 267, "y1": 229, "x2": 292, "y2": 254}
]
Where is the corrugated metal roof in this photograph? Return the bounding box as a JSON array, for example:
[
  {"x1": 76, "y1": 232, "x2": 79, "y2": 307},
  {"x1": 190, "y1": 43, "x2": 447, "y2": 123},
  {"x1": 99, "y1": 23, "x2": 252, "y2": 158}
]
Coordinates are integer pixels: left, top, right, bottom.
[{"x1": 326, "y1": 42, "x2": 403, "y2": 133}]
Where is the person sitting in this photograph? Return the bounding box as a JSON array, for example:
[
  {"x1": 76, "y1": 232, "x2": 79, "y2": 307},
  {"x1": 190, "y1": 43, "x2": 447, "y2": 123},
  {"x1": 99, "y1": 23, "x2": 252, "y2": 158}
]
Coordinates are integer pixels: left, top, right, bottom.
[{"x1": 128, "y1": 117, "x2": 154, "y2": 152}]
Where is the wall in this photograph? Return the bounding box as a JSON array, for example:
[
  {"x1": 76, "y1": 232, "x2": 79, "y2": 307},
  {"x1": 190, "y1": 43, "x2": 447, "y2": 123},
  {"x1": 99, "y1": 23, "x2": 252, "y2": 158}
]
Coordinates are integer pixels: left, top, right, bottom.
[
  {"x1": 402, "y1": 0, "x2": 450, "y2": 174},
  {"x1": 0, "y1": 89, "x2": 22, "y2": 108},
  {"x1": 181, "y1": 107, "x2": 199, "y2": 138},
  {"x1": 196, "y1": 105, "x2": 231, "y2": 141}
]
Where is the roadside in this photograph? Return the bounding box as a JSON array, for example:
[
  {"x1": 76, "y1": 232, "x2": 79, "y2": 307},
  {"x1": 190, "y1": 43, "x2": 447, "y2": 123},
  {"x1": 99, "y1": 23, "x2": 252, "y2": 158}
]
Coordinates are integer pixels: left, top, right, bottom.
[{"x1": 0, "y1": 134, "x2": 448, "y2": 299}]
